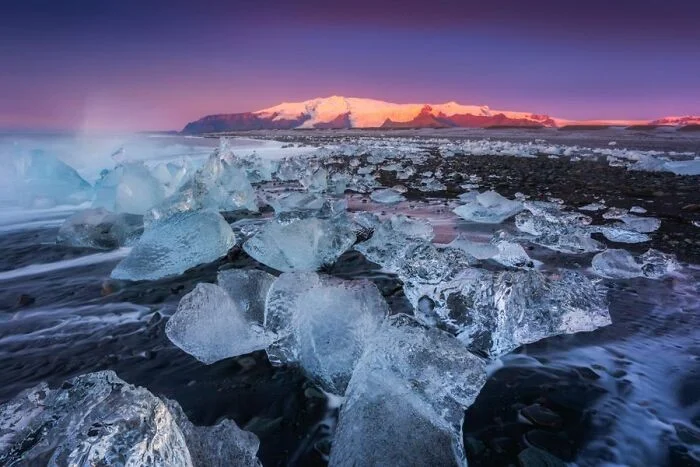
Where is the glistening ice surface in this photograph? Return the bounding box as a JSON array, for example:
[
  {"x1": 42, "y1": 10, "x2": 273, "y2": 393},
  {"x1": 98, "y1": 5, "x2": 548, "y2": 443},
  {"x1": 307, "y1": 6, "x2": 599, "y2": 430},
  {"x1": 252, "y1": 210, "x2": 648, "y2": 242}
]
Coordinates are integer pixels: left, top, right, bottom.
[{"x1": 0, "y1": 130, "x2": 698, "y2": 466}]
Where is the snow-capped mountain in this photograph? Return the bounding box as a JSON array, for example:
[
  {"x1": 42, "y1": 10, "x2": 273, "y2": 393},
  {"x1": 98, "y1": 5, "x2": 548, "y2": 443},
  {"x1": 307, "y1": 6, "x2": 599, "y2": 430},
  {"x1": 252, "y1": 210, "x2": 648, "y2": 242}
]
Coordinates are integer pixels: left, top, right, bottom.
[
  {"x1": 181, "y1": 96, "x2": 556, "y2": 133},
  {"x1": 181, "y1": 96, "x2": 699, "y2": 133}
]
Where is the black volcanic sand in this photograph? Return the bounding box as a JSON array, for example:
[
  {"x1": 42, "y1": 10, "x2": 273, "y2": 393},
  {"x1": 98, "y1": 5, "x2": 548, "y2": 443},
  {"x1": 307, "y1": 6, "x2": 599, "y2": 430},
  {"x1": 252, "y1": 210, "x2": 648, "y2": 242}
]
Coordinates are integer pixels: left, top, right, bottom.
[{"x1": 2, "y1": 143, "x2": 700, "y2": 466}]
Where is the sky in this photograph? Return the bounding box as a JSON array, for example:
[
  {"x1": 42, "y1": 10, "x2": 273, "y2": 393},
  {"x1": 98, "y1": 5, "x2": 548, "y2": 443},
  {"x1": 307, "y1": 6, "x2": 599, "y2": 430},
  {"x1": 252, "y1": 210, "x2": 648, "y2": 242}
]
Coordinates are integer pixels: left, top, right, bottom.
[{"x1": 1, "y1": 0, "x2": 699, "y2": 131}]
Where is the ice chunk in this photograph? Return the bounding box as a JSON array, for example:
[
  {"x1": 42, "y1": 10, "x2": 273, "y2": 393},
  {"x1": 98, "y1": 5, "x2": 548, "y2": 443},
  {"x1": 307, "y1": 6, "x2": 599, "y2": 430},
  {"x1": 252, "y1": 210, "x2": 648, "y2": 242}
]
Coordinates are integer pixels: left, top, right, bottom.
[
  {"x1": 57, "y1": 208, "x2": 143, "y2": 249},
  {"x1": 12, "y1": 150, "x2": 92, "y2": 207},
  {"x1": 515, "y1": 210, "x2": 604, "y2": 254},
  {"x1": 404, "y1": 268, "x2": 610, "y2": 358},
  {"x1": 354, "y1": 214, "x2": 435, "y2": 272},
  {"x1": 300, "y1": 166, "x2": 328, "y2": 192},
  {"x1": 592, "y1": 249, "x2": 680, "y2": 280},
  {"x1": 638, "y1": 249, "x2": 681, "y2": 278},
  {"x1": 591, "y1": 249, "x2": 643, "y2": 279},
  {"x1": 166, "y1": 283, "x2": 270, "y2": 364},
  {"x1": 369, "y1": 188, "x2": 406, "y2": 204},
  {"x1": 265, "y1": 272, "x2": 389, "y2": 394},
  {"x1": 617, "y1": 215, "x2": 661, "y2": 233},
  {"x1": 243, "y1": 216, "x2": 356, "y2": 272},
  {"x1": 217, "y1": 268, "x2": 276, "y2": 324},
  {"x1": 329, "y1": 314, "x2": 488, "y2": 467},
  {"x1": 0, "y1": 370, "x2": 261, "y2": 466},
  {"x1": 453, "y1": 190, "x2": 523, "y2": 224},
  {"x1": 596, "y1": 225, "x2": 651, "y2": 244},
  {"x1": 111, "y1": 210, "x2": 235, "y2": 281},
  {"x1": 93, "y1": 162, "x2": 166, "y2": 215},
  {"x1": 192, "y1": 149, "x2": 258, "y2": 212}
]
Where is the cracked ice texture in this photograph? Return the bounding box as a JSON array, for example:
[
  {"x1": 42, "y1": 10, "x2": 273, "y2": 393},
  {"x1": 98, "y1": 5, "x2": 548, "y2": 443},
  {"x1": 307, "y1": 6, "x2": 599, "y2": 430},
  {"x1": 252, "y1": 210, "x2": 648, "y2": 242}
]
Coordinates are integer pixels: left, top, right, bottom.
[
  {"x1": 264, "y1": 272, "x2": 389, "y2": 394},
  {"x1": 329, "y1": 314, "x2": 488, "y2": 467},
  {"x1": 405, "y1": 266, "x2": 611, "y2": 358},
  {"x1": 0, "y1": 370, "x2": 261, "y2": 467},
  {"x1": 243, "y1": 216, "x2": 356, "y2": 272},
  {"x1": 166, "y1": 283, "x2": 271, "y2": 364},
  {"x1": 111, "y1": 210, "x2": 235, "y2": 281}
]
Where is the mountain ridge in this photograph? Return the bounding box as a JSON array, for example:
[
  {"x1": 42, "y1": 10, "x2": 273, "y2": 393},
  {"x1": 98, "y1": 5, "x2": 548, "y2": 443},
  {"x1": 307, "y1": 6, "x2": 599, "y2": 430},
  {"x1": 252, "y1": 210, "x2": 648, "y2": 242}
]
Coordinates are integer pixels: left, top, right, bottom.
[{"x1": 181, "y1": 96, "x2": 699, "y2": 133}]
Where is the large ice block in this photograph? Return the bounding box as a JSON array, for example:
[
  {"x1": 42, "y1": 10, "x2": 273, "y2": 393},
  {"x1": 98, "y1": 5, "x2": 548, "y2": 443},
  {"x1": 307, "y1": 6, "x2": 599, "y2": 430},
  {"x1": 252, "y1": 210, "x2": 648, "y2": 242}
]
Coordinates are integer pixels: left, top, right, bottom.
[
  {"x1": 111, "y1": 210, "x2": 236, "y2": 281},
  {"x1": 0, "y1": 370, "x2": 261, "y2": 467},
  {"x1": 329, "y1": 314, "x2": 488, "y2": 467},
  {"x1": 166, "y1": 283, "x2": 270, "y2": 364},
  {"x1": 265, "y1": 272, "x2": 389, "y2": 394},
  {"x1": 404, "y1": 267, "x2": 611, "y2": 358}
]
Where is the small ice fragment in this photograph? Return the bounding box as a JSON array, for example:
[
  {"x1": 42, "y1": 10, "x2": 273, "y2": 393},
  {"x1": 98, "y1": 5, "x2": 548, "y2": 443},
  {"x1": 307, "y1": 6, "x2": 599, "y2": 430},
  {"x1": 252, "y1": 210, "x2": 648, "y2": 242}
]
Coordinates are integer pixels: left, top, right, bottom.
[
  {"x1": 329, "y1": 314, "x2": 488, "y2": 466},
  {"x1": 630, "y1": 206, "x2": 647, "y2": 214},
  {"x1": 618, "y1": 215, "x2": 661, "y2": 233},
  {"x1": 111, "y1": 210, "x2": 235, "y2": 281},
  {"x1": 369, "y1": 188, "x2": 406, "y2": 204},
  {"x1": 166, "y1": 283, "x2": 270, "y2": 364},
  {"x1": 0, "y1": 370, "x2": 261, "y2": 466},
  {"x1": 265, "y1": 272, "x2": 389, "y2": 394},
  {"x1": 603, "y1": 207, "x2": 629, "y2": 219},
  {"x1": 57, "y1": 208, "x2": 143, "y2": 249},
  {"x1": 217, "y1": 268, "x2": 276, "y2": 324},
  {"x1": 243, "y1": 216, "x2": 356, "y2": 272},
  {"x1": 591, "y1": 249, "x2": 644, "y2": 279},
  {"x1": 453, "y1": 190, "x2": 523, "y2": 224}
]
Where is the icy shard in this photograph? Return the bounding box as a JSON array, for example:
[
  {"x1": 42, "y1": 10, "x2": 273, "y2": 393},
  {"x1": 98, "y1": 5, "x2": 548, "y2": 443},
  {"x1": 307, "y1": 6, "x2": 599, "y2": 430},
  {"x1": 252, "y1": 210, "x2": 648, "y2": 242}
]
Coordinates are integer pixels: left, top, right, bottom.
[
  {"x1": 0, "y1": 370, "x2": 261, "y2": 467},
  {"x1": 12, "y1": 150, "x2": 92, "y2": 207},
  {"x1": 369, "y1": 188, "x2": 406, "y2": 204},
  {"x1": 217, "y1": 268, "x2": 276, "y2": 325},
  {"x1": 166, "y1": 283, "x2": 270, "y2": 364},
  {"x1": 452, "y1": 190, "x2": 523, "y2": 224},
  {"x1": 265, "y1": 272, "x2": 389, "y2": 394},
  {"x1": 111, "y1": 210, "x2": 235, "y2": 281},
  {"x1": 93, "y1": 162, "x2": 166, "y2": 215},
  {"x1": 243, "y1": 216, "x2": 356, "y2": 272},
  {"x1": 405, "y1": 267, "x2": 610, "y2": 358},
  {"x1": 57, "y1": 207, "x2": 143, "y2": 249},
  {"x1": 329, "y1": 314, "x2": 488, "y2": 467}
]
